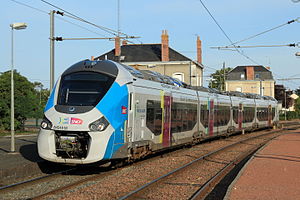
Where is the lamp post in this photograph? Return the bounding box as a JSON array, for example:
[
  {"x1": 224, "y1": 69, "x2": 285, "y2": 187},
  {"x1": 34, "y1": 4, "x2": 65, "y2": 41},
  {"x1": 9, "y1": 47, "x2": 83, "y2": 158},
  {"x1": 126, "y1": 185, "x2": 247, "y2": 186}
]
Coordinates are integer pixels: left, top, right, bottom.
[
  {"x1": 284, "y1": 87, "x2": 288, "y2": 121},
  {"x1": 10, "y1": 22, "x2": 27, "y2": 153}
]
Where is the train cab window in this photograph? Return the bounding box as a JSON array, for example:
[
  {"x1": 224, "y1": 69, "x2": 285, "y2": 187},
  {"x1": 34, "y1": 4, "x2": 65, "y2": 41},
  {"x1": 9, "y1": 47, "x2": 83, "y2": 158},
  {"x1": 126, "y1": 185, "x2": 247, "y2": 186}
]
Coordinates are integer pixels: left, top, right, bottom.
[{"x1": 57, "y1": 72, "x2": 115, "y2": 106}]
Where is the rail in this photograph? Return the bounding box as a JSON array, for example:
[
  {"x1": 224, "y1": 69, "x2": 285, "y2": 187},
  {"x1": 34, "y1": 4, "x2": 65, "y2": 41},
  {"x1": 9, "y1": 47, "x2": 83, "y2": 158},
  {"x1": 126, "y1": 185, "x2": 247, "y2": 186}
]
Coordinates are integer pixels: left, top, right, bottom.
[{"x1": 118, "y1": 129, "x2": 287, "y2": 200}]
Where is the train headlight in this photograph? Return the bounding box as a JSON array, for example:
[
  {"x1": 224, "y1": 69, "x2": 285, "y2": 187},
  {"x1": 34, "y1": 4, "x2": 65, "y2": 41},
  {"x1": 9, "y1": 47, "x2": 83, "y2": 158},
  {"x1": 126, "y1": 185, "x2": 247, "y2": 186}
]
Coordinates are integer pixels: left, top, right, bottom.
[
  {"x1": 40, "y1": 116, "x2": 52, "y2": 130},
  {"x1": 89, "y1": 116, "x2": 109, "y2": 132}
]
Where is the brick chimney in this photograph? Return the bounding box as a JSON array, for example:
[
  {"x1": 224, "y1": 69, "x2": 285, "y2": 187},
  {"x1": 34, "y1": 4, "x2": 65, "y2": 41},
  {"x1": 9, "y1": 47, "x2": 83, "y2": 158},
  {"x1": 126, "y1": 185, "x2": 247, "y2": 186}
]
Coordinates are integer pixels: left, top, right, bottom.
[
  {"x1": 115, "y1": 36, "x2": 121, "y2": 56},
  {"x1": 161, "y1": 30, "x2": 169, "y2": 62},
  {"x1": 91, "y1": 56, "x2": 94, "y2": 61},
  {"x1": 122, "y1": 40, "x2": 128, "y2": 46},
  {"x1": 246, "y1": 66, "x2": 254, "y2": 80},
  {"x1": 197, "y1": 36, "x2": 202, "y2": 64}
]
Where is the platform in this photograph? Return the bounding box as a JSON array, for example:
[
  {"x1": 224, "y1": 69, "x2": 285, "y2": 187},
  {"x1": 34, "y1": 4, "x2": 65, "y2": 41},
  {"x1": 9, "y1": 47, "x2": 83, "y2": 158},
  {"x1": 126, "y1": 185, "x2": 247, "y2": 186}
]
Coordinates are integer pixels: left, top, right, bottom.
[
  {"x1": 225, "y1": 129, "x2": 300, "y2": 199},
  {"x1": 0, "y1": 134, "x2": 44, "y2": 186}
]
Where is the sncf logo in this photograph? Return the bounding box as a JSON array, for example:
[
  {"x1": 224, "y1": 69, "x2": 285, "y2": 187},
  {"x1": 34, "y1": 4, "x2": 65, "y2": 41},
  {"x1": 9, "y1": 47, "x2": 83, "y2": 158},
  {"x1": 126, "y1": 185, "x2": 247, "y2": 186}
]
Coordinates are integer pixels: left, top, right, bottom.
[
  {"x1": 121, "y1": 106, "x2": 127, "y2": 114},
  {"x1": 58, "y1": 117, "x2": 83, "y2": 125},
  {"x1": 70, "y1": 118, "x2": 83, "y2": 125}
]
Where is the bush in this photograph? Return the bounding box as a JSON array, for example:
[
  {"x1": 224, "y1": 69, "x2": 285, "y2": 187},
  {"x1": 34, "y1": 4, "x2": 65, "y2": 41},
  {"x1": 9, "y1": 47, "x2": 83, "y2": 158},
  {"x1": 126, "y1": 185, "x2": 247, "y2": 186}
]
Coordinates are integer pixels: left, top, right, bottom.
[
  {"x1": 279, "y1": 111, "x2": 299, "y2": 120},
  {"x1": 0, "y1": 71, "x2": 49, "y2": 131}
]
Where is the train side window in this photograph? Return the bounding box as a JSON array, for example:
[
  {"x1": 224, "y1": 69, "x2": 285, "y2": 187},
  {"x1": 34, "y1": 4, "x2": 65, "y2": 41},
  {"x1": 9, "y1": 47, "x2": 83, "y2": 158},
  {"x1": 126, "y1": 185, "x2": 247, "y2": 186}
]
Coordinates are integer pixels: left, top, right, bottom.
[
  {"x1": 177, "y1": 104, "x2": 183, "y2": 132},
  {"x1": 182, "y1": 108, "x2": 188, "y2": 131},
  {"x1": 146, "y1": 100, "x2": 154, "y2": 132},
  {"x1": 146, "y1": 100, "x2": 162, "y2": 135},
  {"x1": 154, "y1": 103, "x2": 162, "y2": 135},
  {"x1": 233, "y1": 106, "x2": 238, "y2": 124},
  {"x1": 214, "y1": 105, "x2": 218, "y2": 126},
  {"x1": 200, "y1": 104, "x2": 208, "y2": 128},
  {"x1": 171, "y1": 103, "x2": 177, "y2": 133}
]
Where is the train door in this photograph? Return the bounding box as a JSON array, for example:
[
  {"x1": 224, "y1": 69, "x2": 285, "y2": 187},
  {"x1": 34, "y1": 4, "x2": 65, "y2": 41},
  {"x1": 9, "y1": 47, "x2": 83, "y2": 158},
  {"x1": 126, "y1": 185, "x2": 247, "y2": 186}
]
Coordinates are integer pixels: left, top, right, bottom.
[
  {"x1": 162, "y1": 93, "x2": 172, "y2": 147},
  {"x1": 199, "y1": 94, "x2": 209, "y2": 137},
  {"x1": 268, "y1": 104, "x2": 272, "y2": 127},
  {"x1": 129, "y1": 86, "x2": 149, "y2": 143},
  {"x1": 238, "y1": 103, "x2": 243, "y2": 130},
  {"x1": 214, "y1": 98, "x2": 219, "y2": 135},
  {"x1": 126, "y1": 85, "x2": 134, "y2": 144}
]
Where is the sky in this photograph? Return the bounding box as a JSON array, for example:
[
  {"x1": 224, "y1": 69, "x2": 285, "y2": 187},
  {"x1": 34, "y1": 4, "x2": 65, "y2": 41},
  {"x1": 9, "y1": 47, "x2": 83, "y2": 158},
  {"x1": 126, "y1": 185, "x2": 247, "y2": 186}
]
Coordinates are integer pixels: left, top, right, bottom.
[{"x1": 1, "y1": 0, "x2": 299, "y2": 90}]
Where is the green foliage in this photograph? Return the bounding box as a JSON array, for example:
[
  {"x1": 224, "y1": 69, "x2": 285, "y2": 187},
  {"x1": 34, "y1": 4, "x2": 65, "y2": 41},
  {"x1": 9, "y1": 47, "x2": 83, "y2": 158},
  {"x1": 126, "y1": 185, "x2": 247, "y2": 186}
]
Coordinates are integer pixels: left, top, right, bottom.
[
  {"x1": 294, "y1": 97, "x2": 300, "y2": 115},
  {"x1": 295, "y1": 88, "x2": 300, "y2": 96},
  {"x1": 209, "y1": 67, "x2": 232, "y2": 91},
  {"x1": 279, "y1": 97, "x2": 300, "y2": 121},
  {"x1": 279, "y1": 111, "x2": 299, "y2": 120},
  {"x1": 0, "y1": 70, "x2": 49, "y2": 130}
]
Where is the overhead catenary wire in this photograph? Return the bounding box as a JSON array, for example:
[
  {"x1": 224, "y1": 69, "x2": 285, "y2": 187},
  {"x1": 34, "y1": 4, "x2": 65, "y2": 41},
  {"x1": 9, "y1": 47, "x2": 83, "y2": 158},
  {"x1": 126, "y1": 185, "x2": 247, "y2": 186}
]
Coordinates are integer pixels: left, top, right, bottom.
[
  {"x1": 211, "y1": 43, "x2": 300, "y2": 49},
  {"x1": 277, "y1": 77, "x2": 300, "y2": 80},
  {"x1": 40, "y1": 0, "x2": 130, "y2": 37},
  {"x1": 231, "y1": 17, "x2": 300, "y2": 45},
  {"x1": 198, "y1": 0, "x2": 260, "y2": 65},
  {"x1": 9, "y1": 0, "x2": 109, "y2": 38}
]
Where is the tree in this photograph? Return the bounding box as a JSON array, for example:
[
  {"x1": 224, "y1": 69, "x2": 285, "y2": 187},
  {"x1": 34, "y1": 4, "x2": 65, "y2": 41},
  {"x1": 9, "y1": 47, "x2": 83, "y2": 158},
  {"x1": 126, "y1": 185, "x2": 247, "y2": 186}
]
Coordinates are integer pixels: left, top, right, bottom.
[
  {"x1": 295, "y1": 88, "x2": 300, "y2": 96},
  {"x1": 209, "y1": 67, "x2": 232, "y2": 91},
  {"x1": 295, "y1": 97, "x2": 300, "y2": 115},
  {"x1": 0, "y1": 70, "x2": 48, "y2": 130}
]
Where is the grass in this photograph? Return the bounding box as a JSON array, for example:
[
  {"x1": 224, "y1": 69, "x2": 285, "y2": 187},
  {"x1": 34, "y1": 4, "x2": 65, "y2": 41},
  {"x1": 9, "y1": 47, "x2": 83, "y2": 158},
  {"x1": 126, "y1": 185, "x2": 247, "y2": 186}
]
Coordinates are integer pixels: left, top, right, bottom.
[{"x1": 0, "y1": 130, "x2": 38, "y2": 137}]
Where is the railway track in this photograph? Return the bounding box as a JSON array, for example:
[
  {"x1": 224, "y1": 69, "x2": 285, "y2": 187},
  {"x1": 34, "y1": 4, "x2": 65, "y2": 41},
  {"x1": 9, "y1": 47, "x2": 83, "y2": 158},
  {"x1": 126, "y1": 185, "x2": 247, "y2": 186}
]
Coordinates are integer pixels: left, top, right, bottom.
[
  {"x1": 118, "y1": 127, "x2": 297, "y2": 200},
  {"x1": 0, "y1": 164, "x2": 117, "y2": 200},
  {"x1": 1, "y1": 122, "x2": 299, "y2": 199},
  {"x1": 0, "y1": 167, "x2": 75, "y2": 191}
]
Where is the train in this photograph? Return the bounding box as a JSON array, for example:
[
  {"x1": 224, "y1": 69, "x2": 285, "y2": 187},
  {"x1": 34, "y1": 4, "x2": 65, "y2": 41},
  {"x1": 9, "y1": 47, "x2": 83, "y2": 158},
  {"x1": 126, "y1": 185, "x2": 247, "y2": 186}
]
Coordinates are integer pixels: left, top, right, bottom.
[{"x1": 37, "y1": 59, "x2": 279, "y2": 164}]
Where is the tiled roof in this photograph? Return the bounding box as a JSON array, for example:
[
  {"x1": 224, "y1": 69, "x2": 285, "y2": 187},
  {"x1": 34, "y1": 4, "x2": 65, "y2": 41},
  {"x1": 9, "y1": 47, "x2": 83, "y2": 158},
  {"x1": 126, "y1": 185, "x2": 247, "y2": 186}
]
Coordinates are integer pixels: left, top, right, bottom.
[
  {"x1": 95, "y1": 44, "x2": 194, "y2": 63},
  {"x1": 227, "y1": 65, "x2": 274, "y2": 80}
]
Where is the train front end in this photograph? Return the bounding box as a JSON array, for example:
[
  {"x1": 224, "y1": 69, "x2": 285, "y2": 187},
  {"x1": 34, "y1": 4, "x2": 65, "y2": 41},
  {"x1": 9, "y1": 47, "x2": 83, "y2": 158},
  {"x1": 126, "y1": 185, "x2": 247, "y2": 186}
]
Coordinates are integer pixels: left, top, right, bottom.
[{"x1": 37, "y1": 60, "x2": 130, "y2": 164}]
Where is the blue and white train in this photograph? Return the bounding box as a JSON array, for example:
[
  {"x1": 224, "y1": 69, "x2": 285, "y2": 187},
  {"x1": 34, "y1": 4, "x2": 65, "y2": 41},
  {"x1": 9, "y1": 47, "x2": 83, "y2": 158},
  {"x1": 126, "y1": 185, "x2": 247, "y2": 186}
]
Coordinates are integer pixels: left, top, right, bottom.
[{"x1": 37, "y1": 60, "x2": 279, "y2": 164}]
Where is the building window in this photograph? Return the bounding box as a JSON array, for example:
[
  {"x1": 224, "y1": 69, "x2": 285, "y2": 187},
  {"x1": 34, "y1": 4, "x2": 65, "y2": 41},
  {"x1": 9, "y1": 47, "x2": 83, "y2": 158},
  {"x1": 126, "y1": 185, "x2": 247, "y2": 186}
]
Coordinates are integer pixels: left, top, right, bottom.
[
  {"x1": 172, "y1": 72, "x2": 184, "y2": 82},
  {"x1": 255, "y1": 74, "x2": 260, "y2": 79},
  {"x1": 240, "y1": 74, "x2": 245, "y2": 79}
]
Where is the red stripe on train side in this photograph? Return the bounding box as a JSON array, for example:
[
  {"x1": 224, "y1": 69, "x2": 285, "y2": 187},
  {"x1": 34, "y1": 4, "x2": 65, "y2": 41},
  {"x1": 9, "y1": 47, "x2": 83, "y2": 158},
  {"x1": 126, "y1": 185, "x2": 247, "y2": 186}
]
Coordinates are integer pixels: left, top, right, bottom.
[{"x1": 209, "y1": 100, "x2": 214, "y2": 136}]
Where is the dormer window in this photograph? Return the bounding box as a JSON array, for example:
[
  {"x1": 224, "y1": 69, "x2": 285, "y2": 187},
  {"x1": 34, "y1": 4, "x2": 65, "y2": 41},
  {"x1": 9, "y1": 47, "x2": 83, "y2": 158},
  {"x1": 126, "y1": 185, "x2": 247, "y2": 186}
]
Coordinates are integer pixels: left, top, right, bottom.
[{"x1": 173, "y1": 72, "x2": 184, "y2": 82}]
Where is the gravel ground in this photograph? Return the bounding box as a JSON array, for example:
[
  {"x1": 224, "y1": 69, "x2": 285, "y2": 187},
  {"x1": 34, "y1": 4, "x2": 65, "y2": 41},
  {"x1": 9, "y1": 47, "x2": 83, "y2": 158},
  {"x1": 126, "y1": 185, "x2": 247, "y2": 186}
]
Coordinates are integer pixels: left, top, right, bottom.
[
  {"x1": 0, "y1": 128, "x2": 283, "y2": 200},
  {"x1": 50, "y1": 129, "x2": 279, "y2": 200}
]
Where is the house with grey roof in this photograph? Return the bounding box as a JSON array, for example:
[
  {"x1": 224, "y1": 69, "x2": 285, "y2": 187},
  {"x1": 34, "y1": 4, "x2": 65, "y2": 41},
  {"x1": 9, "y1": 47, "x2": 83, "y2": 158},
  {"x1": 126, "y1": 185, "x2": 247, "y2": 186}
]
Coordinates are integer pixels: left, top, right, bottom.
[
  {"x1": 94, "y1": 30, "x2": 204, "y2": 86},
  {"x1": 225, "y1": 65, "x2": 275, "y2": 97}
]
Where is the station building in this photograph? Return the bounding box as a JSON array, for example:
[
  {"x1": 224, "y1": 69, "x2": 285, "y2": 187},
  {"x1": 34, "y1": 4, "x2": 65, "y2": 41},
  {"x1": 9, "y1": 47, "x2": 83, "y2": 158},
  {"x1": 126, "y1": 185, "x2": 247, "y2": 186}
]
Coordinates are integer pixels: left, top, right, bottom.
[
  {"x1": 225, "y1": 65, "x2": 275, "y2": 97},
  {"x1": 94, "y1": 30, "x2": 204, "y2": 86}
]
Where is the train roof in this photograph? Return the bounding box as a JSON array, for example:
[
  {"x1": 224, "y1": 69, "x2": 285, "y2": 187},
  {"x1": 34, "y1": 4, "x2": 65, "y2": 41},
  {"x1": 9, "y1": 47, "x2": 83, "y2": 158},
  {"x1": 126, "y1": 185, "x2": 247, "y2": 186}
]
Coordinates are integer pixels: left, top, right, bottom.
[
  {"x1": 63, "y1": 60, "x2": 119, "y2": 78},
  {"x1": 72, "y1": 59, "x2": 275, "y2": 102},
  {"x1": 119, "y1": 61, "x2": 277, "y2": 101}
]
